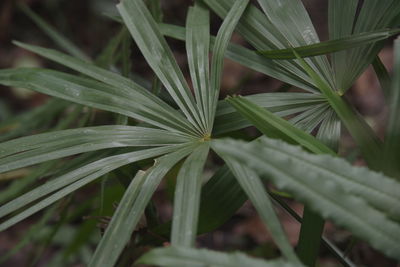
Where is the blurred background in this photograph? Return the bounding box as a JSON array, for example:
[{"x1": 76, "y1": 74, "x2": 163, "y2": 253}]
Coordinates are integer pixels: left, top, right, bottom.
[{"x1": 0, "y1": 0, "x2": 396, "y2": 266}]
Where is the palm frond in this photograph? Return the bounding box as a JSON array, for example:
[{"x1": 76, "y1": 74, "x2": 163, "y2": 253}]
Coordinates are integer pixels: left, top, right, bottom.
[{"x1": 212, "y1": 137, "x2": 400, "y2": 260}]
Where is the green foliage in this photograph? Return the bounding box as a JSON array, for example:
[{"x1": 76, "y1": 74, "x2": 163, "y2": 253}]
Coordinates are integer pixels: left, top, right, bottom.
[
  {"x1": 1, "y1": 0, "x2": 399, "y2": 266},
  {"x1": 137, "y1": 246, "x2": 301, "y2": 267}
]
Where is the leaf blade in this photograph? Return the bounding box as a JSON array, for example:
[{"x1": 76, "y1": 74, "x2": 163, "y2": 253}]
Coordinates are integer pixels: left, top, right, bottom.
[
  {"x1": 209, "y1": 0, "x2": 250, "y2": 130},
  {"x1": 89, "y1": 144, "x2": 198, "y2": 267},
  {"x1": 0, "y1": 145, "x2": 185, "y2": 228},
  {"x1": 171, "y1": 143, "x2": 209, "y2": 247},
  {"x1": 212, "y1": 137, "x2": 400, "y2": 259},
  {"x1": 0, "y1": 126, "x2": 193, "y2": 173},
  {"x1": 12, "y1": 42, "x2": 197, "y2": 136},
  {"x1": 226, "y1": 96, "x2": 334, "y2": 155},
  {"x1": 186, "y1": 3, "x2": 211, "y2": 132},
  {"x1": 257, "y1": 29, "x2": 400, "y2": 59},
  {"x1": 117, "y1": 0, "x2": 205, "y2": 135},
  {"x1": 0, "y1": 67, "x2": 197, "y2": 136},
  {"x1": 221, "y1": 157, "x2": 299, "y2": 262}
]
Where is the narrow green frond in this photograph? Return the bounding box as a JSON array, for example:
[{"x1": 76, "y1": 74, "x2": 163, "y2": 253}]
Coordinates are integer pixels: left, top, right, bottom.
[
  {"x1": 0, "y1": 68, "x2": 197, "y2": 136},
  {"x1": 0, "y1": 126, "x2": 193, "y2": 173},
  {"x1": 203, "y1": 0, "x2": 335, "y2": 91},
  {"x1": 186, "y1": 3, "x2": 211, "y2": 132},
  {"x1": 171, "y1": 143, "x2": 209, "y2": 247},
  {"x1": 12, "y1": 42, "x2": 197, "y2": 135},
  {"x1": 256, "y1": 0, "x2": 335, "y2": 89},
  {"x1": 89, "y1": 144, "x2": 198, "y2": 267},
  {"x1": 141, "y1": 164, "x2": 247, "y2": 243},
  {"x1": 0, "y1": 145, "x2": 185, "y2": 231},
  {"x1": 117, "y1": 0, "x2": 206, "y2": 135},
  {"x1": 328, "y1": 0, "x2": 358, "y2": 91},
  {"x1": 209, "y1": 0, "x2": 249, "y2": 130},
  {"x1": 226, "y1": 96, "x2": 334, "y2": 155},
  {"x1": 137, "y1": 247, "x2": 301, "y2": 267},
  {"x1": 258, "y1": 29, "x2": 400, "y2": 59},
  {"x1": 159, "y1": 23, "x2": 317, "y2": 92},
  {"x1": 222, "y1": 158, "x2": 299, "y2": 262},
  {"x1": 328, "y1": 0, "x2": 358, "y2": 41},
  {"x1": 214, "y1": 92, "x2": 326, "y2": 135},
  {"x1": 334, "y1": 0, "x2": 400, "y2": 91}
]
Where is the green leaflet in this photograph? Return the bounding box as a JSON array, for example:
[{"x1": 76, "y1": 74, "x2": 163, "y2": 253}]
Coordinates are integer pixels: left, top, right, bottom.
[
  {"x1": 226, "y1": 96, "x2": 334, "y2": 155},
  {"x1": 186, "y1": 3, "x2": 211, "y2": 132},
  {"x1": 0, "y1": 126, "x2": 194, "y2": 173},
  {"x1": 12, "y1": 42, "x2": 198, "y2": 136},
  {"x1": 144, "y1": 164, "x2": 247, "y2": 243},
  {"x1": 202, "y1": 0, "x2": 326, "y2": 92},
  {"x1": 208, "y1": 0, "x2": 250, "y2": 130},
  {"x1": 171, "y1": 143, "x2": 210, "y2": 247},
  {"x1": 221, "y1": 157, "x2": 299, "y2": 262},
  {"x1": 89, "y1": 143, "x2": 198, "y2": 267},
  {"x1": 159, "y1": 22, "x2": 317, "y2": 92},
  {"x1": 257, "y1": 29, "x2": 400, "y2": 59},
  {"x1": 0, "y1": 68, "x2": 197, "y2": 136},
  {"x1": 137, "y1": 246, "x2": 301, "y2": 267},
  {"x1": 214, "y1": 92, "x2": 327, "y2": 135},
  {"x1": 117, "y1": 0, "x2": 206, "y2": 135},
  {"x1": 330, "y1": 0, "x2": 400, "y2": 92},
  {"x1": 0, "y1": 145, "x2": 186, "y2": 231},
  {"x1": 212, "y1": 137, "x2": 400, "y2": 260}
]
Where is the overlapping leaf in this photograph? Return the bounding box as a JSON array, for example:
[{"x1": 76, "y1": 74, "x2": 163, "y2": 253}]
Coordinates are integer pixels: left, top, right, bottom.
[
  {"x1": 212, "y1": 137, "x2": 400, "y2": 259},
  {"x1": 159, "y1": 23, "x2": 317, "y2": 92},
  {"x1": 0, "y1": 145, "x2": 185, "y2": 231},
  {"x1": 10, "y1": 42, "x2": 198, "y2": 136},
  {"x1": 171, "y1": 143, "x2": 209, "y2": 247},
  {"x1": 0, "y1": 67, "x2": 196, "y2": 135},
  {"x1": 186, "y1": 3, "x2": 211, "y2": 131},
  {"x1": 226, "y1": 96, "x2": 334, "y2": 155},
  {"x1": 89, "y1": 144, "x2": 198, "y2": 267},
  {"x1": 208, "y1": 0, "x2": 249, "y2": 129},
  {"x1": 221, "y1": 157, "x2": 299, "y2": 262},
  {"x1": 214, "y1": 92, "x2": 326, "y2": 135},
  {"x1": 258, "y1": 29, "x2": 400, "y2": 59},
  {"x1": 117, "y1": 0, "x2": 205, "y2": 135},
  {"x1": 0, "y1": 126, "x2": 193, "y2": 173}
]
